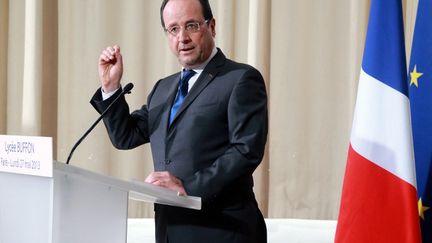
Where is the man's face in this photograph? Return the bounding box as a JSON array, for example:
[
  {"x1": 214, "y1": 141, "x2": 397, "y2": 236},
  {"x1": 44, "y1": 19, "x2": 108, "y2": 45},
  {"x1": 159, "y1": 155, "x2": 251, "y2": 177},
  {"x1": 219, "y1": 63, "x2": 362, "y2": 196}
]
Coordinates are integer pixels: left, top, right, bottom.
[{"x1": 163, "y1": 0, "x2": 215, "y2": 69}]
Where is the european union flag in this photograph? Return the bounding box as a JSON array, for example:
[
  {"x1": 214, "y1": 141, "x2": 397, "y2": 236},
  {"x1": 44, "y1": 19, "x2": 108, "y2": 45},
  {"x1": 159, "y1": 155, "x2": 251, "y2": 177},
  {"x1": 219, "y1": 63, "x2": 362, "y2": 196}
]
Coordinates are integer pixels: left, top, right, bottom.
[{"x1": 408, "y1": 0, "x2": 432, "y2": 241}]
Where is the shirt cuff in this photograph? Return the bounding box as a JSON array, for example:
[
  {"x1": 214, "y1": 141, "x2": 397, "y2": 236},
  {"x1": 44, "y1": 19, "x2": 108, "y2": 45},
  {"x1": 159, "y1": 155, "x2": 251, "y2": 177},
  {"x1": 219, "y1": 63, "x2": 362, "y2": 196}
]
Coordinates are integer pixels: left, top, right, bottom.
[{"x1": 101, "y1": 87, "x2": 120, "y2": 100}]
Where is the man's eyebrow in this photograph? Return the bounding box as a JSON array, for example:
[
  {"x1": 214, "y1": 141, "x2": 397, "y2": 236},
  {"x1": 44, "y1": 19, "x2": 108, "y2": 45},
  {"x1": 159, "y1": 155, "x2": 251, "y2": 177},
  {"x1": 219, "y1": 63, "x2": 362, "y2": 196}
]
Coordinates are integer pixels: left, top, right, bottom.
[
  {"x1": 170, "y1": 19, "x2": 201, "y2": 25},
  {"x1": 185, "y1": 19, "x2": 200, "y2": 23}
]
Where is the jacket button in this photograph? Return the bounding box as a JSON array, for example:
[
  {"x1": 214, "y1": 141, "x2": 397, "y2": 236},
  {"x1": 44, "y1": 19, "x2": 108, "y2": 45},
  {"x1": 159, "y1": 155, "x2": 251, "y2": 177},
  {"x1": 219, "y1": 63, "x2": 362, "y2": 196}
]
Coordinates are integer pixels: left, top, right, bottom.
[{"x1": 164, "y1": 159, "x2": 172, "y2": 165}]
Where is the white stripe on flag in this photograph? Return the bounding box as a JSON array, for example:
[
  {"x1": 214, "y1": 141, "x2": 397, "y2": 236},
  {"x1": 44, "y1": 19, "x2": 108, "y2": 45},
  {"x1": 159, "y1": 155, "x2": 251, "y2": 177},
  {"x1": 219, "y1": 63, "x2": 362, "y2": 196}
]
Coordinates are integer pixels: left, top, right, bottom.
[{"x1": 350, "y1": 69, "x2": 416, "y2": 187}]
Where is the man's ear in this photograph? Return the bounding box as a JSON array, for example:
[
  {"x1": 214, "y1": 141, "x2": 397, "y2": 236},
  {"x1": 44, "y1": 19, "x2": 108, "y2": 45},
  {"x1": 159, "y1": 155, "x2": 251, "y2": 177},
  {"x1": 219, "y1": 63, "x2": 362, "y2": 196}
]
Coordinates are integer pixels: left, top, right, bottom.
[{"x1": 208, "y1": 18, "x2": 216, "y2": 37}]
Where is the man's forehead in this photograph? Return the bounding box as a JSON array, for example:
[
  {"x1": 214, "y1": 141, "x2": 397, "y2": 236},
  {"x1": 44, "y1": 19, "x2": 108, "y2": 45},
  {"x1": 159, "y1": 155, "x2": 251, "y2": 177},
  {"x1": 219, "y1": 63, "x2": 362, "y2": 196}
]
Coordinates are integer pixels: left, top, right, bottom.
[{"x1": 163, "y1": 0, "x2": 203, "y2": 20}]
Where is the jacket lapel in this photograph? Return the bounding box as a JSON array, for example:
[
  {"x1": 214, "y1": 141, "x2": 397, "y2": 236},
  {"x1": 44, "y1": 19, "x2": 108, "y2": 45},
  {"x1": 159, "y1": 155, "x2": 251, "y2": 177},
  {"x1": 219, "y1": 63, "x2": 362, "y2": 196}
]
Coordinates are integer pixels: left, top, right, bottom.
[{"x1": 168, "y1": 50, "x2": 226, "y2": 127}]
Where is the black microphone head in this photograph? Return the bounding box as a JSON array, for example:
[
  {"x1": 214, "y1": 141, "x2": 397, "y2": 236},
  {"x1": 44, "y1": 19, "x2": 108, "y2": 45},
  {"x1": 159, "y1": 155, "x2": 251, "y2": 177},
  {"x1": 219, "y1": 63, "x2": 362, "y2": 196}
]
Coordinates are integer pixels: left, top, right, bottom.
[{"x1": 123, "y1": 83, "x2": 134, "y2": 93}]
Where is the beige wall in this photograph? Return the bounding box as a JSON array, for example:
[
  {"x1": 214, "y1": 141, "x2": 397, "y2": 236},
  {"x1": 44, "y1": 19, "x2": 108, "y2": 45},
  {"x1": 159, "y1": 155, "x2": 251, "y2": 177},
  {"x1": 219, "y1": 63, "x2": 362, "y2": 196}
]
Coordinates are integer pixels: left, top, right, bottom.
[{"x1": 0, "y1": 0, "x2": 8, "y2": 134}]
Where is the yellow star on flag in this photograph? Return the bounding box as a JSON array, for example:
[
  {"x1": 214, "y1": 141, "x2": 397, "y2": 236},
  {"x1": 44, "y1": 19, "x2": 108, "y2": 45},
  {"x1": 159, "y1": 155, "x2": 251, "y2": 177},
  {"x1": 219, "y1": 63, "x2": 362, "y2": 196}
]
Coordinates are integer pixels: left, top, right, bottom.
[
  {"x1": 419, "y1": 198, "x2": 430, "y2": 220},
  {"x1": 410, "y1": 65, "x2": 423, "y2": 87}
]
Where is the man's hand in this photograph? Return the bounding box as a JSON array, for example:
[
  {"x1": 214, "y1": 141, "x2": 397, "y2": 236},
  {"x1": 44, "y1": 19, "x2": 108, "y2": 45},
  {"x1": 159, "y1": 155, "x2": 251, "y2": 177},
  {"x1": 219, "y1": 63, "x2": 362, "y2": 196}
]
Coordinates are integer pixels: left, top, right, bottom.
[
  {"x1": 145, "y1": 171, "x2": 187, "y2": 196},
  {"x1": 98, "y1": 45, "x2": 123, "y2": 92}
]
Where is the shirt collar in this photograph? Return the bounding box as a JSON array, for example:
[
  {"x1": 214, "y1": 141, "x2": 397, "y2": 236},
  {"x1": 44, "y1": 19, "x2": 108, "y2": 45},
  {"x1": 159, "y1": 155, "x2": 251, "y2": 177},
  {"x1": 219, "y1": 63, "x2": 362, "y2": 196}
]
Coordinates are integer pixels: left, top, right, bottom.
[{"x1": 182, "y1": 47, "x2": 218, "y2": 75}]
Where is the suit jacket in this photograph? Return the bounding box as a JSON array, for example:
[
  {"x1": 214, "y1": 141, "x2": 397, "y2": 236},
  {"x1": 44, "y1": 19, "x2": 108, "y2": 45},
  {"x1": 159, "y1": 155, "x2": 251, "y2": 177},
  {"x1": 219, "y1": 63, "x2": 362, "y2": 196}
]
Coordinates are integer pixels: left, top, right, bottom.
[{"x1": 91, "y1": 49, "x2": 268, "y2": 243}]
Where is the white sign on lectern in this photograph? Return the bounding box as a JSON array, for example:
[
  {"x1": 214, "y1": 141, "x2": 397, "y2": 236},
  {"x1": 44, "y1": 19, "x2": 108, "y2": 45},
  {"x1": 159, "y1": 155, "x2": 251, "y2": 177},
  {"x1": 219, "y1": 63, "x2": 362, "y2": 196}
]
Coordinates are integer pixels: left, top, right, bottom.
[{"x1": 0, "y1": 134, "x2": 52, "y2": 177}]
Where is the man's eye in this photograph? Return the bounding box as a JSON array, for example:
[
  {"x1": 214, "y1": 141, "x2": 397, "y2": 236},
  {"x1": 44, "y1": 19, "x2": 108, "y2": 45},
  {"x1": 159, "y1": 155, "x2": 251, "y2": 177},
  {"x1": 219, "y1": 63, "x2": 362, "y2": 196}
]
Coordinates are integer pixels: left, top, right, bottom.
[
  {"x1": 169, "y1": 26, "x2": 180, "y2": 34},
  {"x1": 186, "y1": 23, "x2": 198, "y2": 31}
]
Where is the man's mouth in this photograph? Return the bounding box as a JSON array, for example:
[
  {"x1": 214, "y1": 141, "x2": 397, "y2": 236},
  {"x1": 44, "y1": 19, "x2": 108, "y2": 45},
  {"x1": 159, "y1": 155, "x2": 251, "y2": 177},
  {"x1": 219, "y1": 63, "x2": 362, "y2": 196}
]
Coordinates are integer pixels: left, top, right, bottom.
[{"x1": 180, "y1": 47, "x2": 194, "y2": 53}]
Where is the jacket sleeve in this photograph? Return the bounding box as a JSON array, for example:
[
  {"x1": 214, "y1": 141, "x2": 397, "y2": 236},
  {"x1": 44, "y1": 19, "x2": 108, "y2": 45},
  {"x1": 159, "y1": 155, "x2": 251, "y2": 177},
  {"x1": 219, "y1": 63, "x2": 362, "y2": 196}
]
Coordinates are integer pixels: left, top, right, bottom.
[{"x1": 90, "y1": 87, "x2": 150, "y2": 149}]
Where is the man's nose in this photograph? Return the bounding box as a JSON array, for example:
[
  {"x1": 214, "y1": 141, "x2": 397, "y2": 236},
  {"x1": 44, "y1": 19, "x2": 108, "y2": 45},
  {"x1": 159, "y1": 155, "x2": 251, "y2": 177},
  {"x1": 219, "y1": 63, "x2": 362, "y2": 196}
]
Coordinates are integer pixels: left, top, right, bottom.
[{"x1": 178, "y1": 29, "x2": 191, "y2": 42}]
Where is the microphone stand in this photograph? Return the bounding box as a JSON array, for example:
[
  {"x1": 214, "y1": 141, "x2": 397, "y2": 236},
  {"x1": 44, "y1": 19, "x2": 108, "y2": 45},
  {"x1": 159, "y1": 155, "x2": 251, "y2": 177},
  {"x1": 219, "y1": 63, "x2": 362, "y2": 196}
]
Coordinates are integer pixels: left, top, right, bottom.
[{"x1": 66, "y1": 83, "x2": 134, "y2": 164}]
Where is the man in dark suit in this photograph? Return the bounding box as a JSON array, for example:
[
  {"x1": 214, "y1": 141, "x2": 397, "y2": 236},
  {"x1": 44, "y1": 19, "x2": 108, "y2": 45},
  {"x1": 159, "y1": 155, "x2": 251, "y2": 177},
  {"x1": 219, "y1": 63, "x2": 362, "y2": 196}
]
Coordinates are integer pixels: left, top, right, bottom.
[{"x1": 91, "y1": 0, "x2": 268, "y2": 242}]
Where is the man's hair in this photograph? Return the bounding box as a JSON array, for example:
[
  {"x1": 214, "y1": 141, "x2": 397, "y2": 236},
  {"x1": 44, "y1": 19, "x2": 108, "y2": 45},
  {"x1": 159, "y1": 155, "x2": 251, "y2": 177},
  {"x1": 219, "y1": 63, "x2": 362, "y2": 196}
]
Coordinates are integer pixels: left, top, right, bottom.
[{"x1": 160, "y1": 0, "x2": 213, "y2": 28}]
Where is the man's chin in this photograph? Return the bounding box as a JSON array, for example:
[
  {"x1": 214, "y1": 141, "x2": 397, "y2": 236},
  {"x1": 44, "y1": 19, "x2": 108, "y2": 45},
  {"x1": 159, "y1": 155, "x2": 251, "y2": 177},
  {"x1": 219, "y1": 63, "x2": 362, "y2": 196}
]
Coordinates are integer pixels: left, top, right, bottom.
[{"x1": 179, "y1": 57, "x2": 198, "y2": 68}]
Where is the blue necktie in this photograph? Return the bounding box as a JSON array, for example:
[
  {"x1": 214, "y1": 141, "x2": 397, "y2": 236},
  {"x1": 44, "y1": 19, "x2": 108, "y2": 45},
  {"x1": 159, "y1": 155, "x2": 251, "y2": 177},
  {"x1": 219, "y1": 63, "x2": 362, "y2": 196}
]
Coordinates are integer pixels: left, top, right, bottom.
[{"x1": 169, "y1": 69, "x2": 196, "y2": 125}]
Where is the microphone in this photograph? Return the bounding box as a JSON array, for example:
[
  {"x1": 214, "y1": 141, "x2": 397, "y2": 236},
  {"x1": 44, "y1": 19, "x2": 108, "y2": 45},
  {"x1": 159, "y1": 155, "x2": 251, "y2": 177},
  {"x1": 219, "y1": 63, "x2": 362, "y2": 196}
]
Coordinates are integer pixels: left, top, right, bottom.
[{"x1": 66, "y1": 83, "x2": 134, "y2": 164}]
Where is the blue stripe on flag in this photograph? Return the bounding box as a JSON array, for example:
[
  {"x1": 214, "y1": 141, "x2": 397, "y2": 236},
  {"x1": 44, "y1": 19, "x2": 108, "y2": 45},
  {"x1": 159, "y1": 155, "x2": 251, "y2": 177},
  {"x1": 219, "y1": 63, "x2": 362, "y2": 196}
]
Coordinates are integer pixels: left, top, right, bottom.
[{"x1": 362, "y1": 0, "x2": 408, "y2": 96}]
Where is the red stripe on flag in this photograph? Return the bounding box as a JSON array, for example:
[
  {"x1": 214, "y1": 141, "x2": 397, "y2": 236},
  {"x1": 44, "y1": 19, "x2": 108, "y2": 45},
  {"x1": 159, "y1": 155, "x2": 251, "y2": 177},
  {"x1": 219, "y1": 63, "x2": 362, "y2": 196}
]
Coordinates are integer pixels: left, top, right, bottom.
[{"x1": 335, "y1": 144, "x2": 420, "y2": 243}]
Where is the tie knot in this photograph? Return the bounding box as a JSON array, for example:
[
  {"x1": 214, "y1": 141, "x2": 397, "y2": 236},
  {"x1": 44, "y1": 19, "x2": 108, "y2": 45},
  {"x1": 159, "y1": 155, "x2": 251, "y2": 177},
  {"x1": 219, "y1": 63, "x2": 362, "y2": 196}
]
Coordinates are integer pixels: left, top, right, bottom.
[
  {"x1": 181, "y1": 69, "x2": 196, "y2": 81},
  {"x1": 178, "y1": 69, "x2": 195, "y2": 96}
]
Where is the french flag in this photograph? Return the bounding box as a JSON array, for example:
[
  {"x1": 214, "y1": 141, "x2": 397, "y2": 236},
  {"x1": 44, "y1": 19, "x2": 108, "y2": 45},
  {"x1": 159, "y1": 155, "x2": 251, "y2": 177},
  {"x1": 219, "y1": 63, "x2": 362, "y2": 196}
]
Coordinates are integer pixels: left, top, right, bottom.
[{"x1": 335, "y1": 0, "x2": 421, "y2": 242}]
